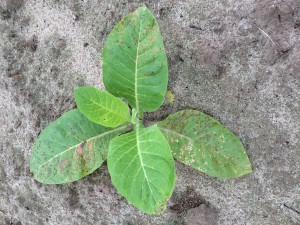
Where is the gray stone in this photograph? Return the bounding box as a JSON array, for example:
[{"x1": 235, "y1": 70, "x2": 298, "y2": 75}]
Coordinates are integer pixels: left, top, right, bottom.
[{"x1": 0, "y1": 0, "x2": 299, "y2": 224}]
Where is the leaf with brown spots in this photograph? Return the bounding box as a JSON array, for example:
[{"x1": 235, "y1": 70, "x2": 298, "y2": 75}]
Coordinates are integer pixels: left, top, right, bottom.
[
  {"x1": 158, "y1": 110, "x2": 252, "y2": 178},
  {"x1": 30, "y1": 109, "x2": 132, "y2": 184},
  {"x1": 102, "y1": 6, "x2": 168, "y2": 115}
]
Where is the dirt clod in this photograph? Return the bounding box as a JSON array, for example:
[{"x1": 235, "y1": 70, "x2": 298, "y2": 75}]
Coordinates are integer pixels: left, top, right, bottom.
[{"x1": 170, "y1": 186, "x2": 207, "y2": 215}]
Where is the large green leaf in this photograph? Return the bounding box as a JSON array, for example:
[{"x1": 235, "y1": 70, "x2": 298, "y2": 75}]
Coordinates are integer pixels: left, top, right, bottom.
[
  {"x1": 74, "y1": 86, "x2": 130, "y2": 127},
  {"x1": 158, "y1": 110, "x2": 252, "y2": 178},
  {"x1": 102, "y1": 6, "x2": 168, "y2": 114},
  {"x1": 107, "y1": 124, "x2": 175, "y2": 214},
  {"x1": 30, "y1": 109, "x2": 131, "y2": 184}
]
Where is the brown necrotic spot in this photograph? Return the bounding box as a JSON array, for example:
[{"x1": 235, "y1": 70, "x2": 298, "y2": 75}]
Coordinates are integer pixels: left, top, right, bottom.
[
  {"x1": 76, "y1": 146, "x2": 83, "y2": 156},
  {"x1": 76, "y1": 140, "x2": 87, "y2": 156},
  {"x1": 88, "y1": 141, "x2": 93, "y2": 150}
]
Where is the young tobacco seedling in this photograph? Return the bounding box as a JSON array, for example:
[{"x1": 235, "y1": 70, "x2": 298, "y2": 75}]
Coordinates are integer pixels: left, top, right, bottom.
[{"x1": 30, "y1": 6, "x2": 252, "y2": 214}]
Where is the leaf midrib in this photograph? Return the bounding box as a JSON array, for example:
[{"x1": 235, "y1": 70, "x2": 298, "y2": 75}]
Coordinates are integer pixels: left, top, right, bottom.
[
  {"x1": 134, "y1": 13, "x2": 142, "y2": 115},
  {"x1": 35, "y1": 124, "x2": 131, "y2": 172},
  {"x1": 135, "y1": 125, "x2": 157, "y2": 205},
  {"x1": 159, "y1": 127, "x2": 193, "y2": 142}
]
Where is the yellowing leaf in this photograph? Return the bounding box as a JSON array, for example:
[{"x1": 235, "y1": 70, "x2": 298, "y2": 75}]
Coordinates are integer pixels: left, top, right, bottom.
[{"x1": 166, "y1": 90, "x2": 175, "y2": 104}]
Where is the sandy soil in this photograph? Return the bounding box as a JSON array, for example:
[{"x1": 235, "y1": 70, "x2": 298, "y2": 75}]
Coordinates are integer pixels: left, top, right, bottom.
[{"x1": 0, "y1": 0, "x2": 299, "y2": 224}]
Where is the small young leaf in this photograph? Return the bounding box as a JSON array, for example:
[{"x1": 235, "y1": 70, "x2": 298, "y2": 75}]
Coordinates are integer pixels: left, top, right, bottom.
[
  {"x1": 107, "y1": 124, "x2": 175, "y2": 214},
  {"x1": 158, "y1": 110, "x2": 252, "y2": 178},
  {"x1": 30, "y1": 109, "x2": 131, "y2": 184},
  {"x1": 74, "y1": 86, "x2": 131, "y2": 127},
  {"x1": 102, "y1": 6, "x2": 168, "y2": 114},
  {"x1": 165, "y1": 90, "x2": 175, "y2": 104}
]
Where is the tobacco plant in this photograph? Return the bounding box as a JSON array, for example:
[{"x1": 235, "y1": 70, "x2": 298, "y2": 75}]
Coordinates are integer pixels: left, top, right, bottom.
[{"x1": 30, "y1": 6, "x2": 252, "y2": 214}]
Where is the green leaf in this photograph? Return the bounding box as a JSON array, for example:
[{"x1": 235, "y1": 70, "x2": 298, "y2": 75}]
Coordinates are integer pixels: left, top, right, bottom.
[
  {"x1": 30, "y1": 109, "x2": 131, "y2": 184},
  {"x1": 158, "y1": 110, "x2": 252, "y2": 178},
  {"x1": 102, "y1": 6, "x2": 168, "y2": 114},
  {"x1": 74, "y1": 86, "x2": 131, "y2": 128},
  {"x1": 107, "y1": 124, "x2": 175, "y2": 214}
]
